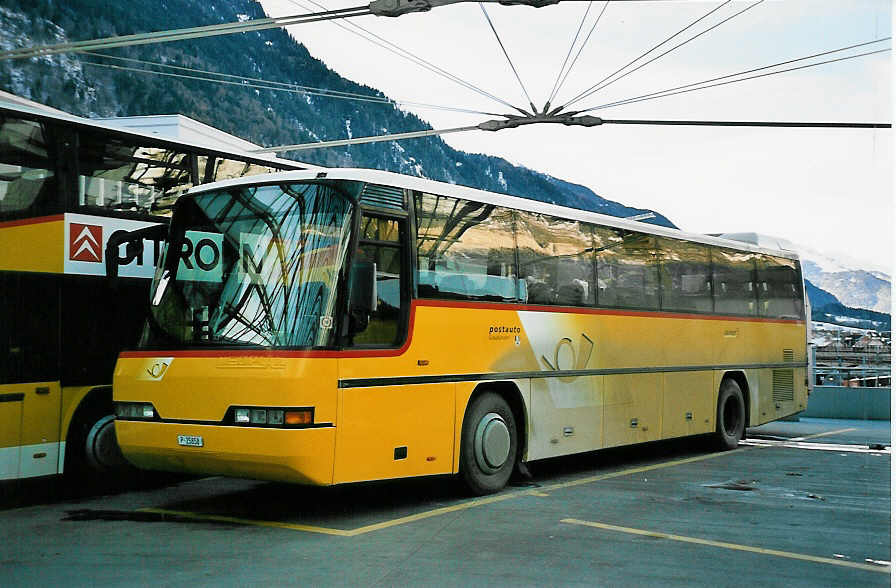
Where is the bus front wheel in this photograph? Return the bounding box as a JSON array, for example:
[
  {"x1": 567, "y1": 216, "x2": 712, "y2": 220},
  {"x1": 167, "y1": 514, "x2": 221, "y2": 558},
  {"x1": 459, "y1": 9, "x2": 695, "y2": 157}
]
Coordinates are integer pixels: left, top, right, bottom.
[
  {"x1": 460, "y1": 392, "x2": 518, "y2": 495},
  {"x1": 715, "y1": 379, "x2": 746, "y2": 450}
]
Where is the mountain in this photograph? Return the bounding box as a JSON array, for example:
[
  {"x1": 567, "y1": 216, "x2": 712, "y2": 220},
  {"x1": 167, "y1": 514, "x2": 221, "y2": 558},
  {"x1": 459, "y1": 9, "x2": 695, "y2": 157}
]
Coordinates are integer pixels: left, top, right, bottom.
[
  {"x1": 804, "y1": 280, "x2": 890, "y2": 331},
  {"x1": 804, "y1": 280, "x2": 839, "y2": 308},
  {"x1": 797, "y1": 246, "x2": 891, "y2": 314},
  {"x1": 0, "y1": 0, "x2": 674, "y2": 227}
]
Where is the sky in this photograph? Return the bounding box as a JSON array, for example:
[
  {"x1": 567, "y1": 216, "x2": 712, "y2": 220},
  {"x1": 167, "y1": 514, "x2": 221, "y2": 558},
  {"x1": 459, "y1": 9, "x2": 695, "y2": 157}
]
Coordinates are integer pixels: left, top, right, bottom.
[{"x1": 258, "y1": 0, "x2": 892, "y2": 272}]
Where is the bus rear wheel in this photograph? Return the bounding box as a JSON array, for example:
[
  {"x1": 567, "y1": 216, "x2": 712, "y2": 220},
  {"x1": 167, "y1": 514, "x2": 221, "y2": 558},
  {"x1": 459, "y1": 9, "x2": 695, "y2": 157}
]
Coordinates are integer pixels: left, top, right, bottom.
[
  {"x1": 715, "y1": 378, "x2": 746, "y2": 450},
  {"x1": 460, "y1": 392, "x2": 518, "y2": 495}
]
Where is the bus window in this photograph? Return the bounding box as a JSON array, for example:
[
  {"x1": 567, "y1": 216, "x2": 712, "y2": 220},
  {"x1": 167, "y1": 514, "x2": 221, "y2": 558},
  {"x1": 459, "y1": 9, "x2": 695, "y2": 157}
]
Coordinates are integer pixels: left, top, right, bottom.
[
  {"x1": 757, "y1": 255, "x2": 804, "y2": 319},
  {"x1": 0, "y1": 273, "x2": 59, "y2": 384},
  {"x1": 77, "y1": 132, "x2": 192, "y2": 215},
  {"x1": 414, "y1": 192, "x2": 519, "y2": 302},
  {"x1": 348, "y1": 214, "x2": 406, "y2": 347},
  {"x1": 658, "y1": 238, "x2": 712, "y2": 313},
  {"x1": 517, "y1": 211, "x2": 594, "y2": 307},
  {"x1": 596, "y1": 230, "x2": 659, "y2": 310},
  {"x1": 0, "y1": 116, "x2": 58, "y2": 218},
  {"x1": 712, "y1": 248, "x2": 757, "y2": 316},
  {"x1": 214, "y1": 158, "x2": 280, "y2": 182}
]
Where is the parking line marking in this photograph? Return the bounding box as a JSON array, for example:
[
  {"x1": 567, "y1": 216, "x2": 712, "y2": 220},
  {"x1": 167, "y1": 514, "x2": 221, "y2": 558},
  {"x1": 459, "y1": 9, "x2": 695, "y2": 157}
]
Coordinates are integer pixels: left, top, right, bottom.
[
  {"x1": 561, "y1": 518, "x2": 889, "y2": 574},
  {"x1": 138, "y1": 448, "x2": 747, "y2": 536},
  {"x1": 741, "y1": 439, "x2": 889, "y2": 454},
  {"x1": 792, "y1": 427, "x2": 856, "y2": 441},
  {"x1": 138, "y1": 508, "x2": 353, "y2": 536}
]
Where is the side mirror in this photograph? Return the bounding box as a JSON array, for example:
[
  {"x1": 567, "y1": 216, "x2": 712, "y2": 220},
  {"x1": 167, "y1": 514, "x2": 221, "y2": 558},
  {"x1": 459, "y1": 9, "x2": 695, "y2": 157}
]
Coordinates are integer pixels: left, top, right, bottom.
[{"x1": 350, "y1": 261, "x2": 377, "y2": 315}]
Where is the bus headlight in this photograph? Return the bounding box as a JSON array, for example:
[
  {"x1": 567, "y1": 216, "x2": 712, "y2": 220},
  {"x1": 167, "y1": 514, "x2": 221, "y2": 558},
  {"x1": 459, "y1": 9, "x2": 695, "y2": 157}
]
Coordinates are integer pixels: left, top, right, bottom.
[{"x1": 114, "y1": 402, "x2": 156, "y2": 420}]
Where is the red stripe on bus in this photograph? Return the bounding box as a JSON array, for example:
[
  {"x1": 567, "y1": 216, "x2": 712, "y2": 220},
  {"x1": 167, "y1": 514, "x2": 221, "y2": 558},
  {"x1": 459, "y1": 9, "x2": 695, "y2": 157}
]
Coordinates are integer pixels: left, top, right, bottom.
[
  {"x1": 0, "y1": 214, "x2": 65, "y2": 229},
  {"x1": 118, "y1": 298, "x2": 802, "y2": 360}
]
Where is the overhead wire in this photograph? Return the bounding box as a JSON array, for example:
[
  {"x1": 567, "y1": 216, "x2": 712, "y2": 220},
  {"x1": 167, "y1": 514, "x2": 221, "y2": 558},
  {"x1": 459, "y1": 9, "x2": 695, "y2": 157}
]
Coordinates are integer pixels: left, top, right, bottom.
[
  {"x1": 558, "y1": 0, "x2": 735, "y2": 110},
  {"x1": 0, "y1": 6, "x2": 371, "y2": 60},
  {"x1": 548, "y1": 1, "x2": 610, "y2": 108},
  {"x1": 566, "y1": 0, "x2": 765, "y2": 109},
  {"x1": 479, "y1": 3, "x2": 537, "y2": 113},
  {"x1": 546, "y1": 1, "x2": 594, "y2": 108},
  {"x1": 574, "y1": 44, "x2": 891, "y2": 114},
  {"x1": 284, "y1": 0, "x2": 524, "y2": 113},
  {"x1": 81, "y1": 57, "x2": 501, "y2": 116}
]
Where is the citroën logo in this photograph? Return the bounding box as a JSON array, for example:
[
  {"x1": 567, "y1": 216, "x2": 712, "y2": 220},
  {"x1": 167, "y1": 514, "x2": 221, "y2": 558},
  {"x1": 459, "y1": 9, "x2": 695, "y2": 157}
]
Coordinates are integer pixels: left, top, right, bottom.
[{"x1": 69, "y1": 223, "x2": 103, "y2": 262}]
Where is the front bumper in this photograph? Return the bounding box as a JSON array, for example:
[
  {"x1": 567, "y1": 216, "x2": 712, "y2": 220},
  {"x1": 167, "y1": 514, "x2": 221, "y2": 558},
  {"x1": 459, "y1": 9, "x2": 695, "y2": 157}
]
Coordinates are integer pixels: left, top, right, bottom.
[{"x1": 115, "y1": 420, "x2": 336, "y2": 485}]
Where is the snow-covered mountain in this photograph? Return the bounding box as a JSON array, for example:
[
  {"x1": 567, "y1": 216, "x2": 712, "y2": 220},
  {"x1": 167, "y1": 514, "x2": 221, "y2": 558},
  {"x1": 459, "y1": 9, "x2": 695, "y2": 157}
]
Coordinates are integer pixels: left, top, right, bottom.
[{"x1": 796, "y1": 246, "x2": 891, "y2": 314}]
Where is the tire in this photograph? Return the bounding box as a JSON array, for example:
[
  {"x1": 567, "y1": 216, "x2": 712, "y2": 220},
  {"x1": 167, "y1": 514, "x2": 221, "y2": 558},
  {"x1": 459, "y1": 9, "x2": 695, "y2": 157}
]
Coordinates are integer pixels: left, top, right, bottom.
[
  {"x1": 64, "y1": 401, "x2": 129, "y2": 489},
  {"x1": 460, "y1": 392, "x2": 518, "y2": 495},
  {"x1": 715, "y1": 378, "x2": 746, "y2": 450}
]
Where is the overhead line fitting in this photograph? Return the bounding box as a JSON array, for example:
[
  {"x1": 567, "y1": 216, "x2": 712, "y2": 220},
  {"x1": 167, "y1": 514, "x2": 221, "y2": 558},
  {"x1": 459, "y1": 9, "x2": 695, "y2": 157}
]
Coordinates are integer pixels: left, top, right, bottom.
[{"x1": 369, "y1": 0, "x2": 559, "y2": 18}]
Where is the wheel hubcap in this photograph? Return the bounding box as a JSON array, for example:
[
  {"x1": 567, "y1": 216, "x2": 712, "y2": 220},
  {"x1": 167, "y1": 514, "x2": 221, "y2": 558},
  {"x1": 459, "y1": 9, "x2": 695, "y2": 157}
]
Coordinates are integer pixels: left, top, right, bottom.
[
  {"x1": 474, "y1": 412, "x2": 511, "y2": 473},
  {"x1": 85, "y1": 415, "x2": 127, "y2": 471}
]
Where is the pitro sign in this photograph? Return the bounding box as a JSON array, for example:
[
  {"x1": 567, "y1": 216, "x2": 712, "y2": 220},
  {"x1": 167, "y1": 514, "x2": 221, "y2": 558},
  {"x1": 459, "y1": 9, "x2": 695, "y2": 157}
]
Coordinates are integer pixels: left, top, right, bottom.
[{"x1": 64, "y1": 213, "x2": 164, "y2": 279}]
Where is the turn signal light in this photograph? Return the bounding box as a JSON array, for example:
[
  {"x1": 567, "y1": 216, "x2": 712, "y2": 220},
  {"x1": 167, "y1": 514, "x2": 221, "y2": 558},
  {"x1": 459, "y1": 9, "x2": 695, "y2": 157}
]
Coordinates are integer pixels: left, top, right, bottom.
[
  {"x1": 285, "y1": 410, "x2": 313, "y2": 425},
  {"x1": 230, "y1": 406, "x2": 313, "y2": 427}
]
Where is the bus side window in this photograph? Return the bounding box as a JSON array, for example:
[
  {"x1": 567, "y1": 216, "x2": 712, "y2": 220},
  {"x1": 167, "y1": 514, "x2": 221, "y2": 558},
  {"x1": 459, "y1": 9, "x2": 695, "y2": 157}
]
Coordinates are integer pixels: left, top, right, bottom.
[
  {"x1": 596, "y1": 231, "x2": 659, "y2": 310},
  {"x1": 756, "y1": 255, "x2": 804, "y2": 319},
  {"x1": 517, "y1": 211, "x2": 594, "y2": 307},
  {"x1": 658, "y1": 238, "x2": 712, "y2": 313},
  {"x1": 712, "y1": 248, "x2": 757, "y2": 316},
  {"x1": 414, "y1": 193, "x2": 519, "y2": 302},
  {"x1": 0, "y1": 273, "x2": 59, "y2": 385},
  {"x1": 76, "y1": 132, "x2": 193, "y2": 215},
  {"x1": 0, "y1": 116, "x2": 59, "y2": 220},
  {"x1": 348, "y1": 215, "x2": 406, "y2": 347}
]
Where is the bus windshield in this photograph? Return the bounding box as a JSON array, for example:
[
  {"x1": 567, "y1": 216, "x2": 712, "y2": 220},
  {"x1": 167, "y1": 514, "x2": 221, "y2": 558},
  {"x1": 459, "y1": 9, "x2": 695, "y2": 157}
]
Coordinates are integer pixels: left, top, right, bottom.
[{"x1": 141, "y1": 180, "x2": 356, "y2": 349}]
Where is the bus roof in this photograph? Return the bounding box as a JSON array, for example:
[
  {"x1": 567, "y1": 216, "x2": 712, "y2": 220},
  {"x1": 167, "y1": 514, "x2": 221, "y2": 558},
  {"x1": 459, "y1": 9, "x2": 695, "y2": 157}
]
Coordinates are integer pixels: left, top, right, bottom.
[
  {"x1": 0, "y1": 94, "x2": 317, "y2": 172},
  {"x1": 188, "y1": 167, "x2": 800, "y2": 261}
]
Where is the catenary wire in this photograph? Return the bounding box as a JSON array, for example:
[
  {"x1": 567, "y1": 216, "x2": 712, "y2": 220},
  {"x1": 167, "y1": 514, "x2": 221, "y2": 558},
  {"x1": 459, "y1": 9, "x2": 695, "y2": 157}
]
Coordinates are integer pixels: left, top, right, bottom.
[
  {"x1": 0, "y1": 6, "x2": 371, "y2": 60},
  {"x1": 546, "y1": 1, "x2": 594, "y2": 107},
  {"x1": 479, "y1": 3, "x2": 537, "y2": 113},
  {"x1": 575, "y1": 47, "x2": 891, "y2": 114},
  {"x1": 82, "y1": 60, "x2": 501, "y2": 116},
  {"x1": 284, "y1": 0, "x2": 524, "y2": 112},
  {"x1": 558, "y1": 0, "x2": 734, "y2": 110},
  {"x1": 81, "y1": 52, "x2": 401, "y2": 102},
  {"x1": 549, "y1": 1, "x2": 610, "y2": 107},
  {"x1": 567, "y1": 0, "x2": 765, "y2": 108},
  {"x1": 81, "y1": 51, "x2": 504, "y2": 115}
]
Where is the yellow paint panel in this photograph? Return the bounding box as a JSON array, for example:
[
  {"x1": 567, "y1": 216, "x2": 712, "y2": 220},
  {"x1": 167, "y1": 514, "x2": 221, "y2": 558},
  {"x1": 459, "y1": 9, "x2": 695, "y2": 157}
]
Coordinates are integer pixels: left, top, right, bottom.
[
  {"x1": 662, "y1": 372, "x2": 713, "y2": 438},
  {"x1": 334, "y1": 382, "x2": 454, "y2": 483},
  {"x1": 0, "y1": 218, "x2": 64, "y2": 273},
  {"x1": 19, "y1": 381, "x2": 61, "y2": 445},
  {"x1": 603, "y1": 374, "x2": 661, "y2": 448}
]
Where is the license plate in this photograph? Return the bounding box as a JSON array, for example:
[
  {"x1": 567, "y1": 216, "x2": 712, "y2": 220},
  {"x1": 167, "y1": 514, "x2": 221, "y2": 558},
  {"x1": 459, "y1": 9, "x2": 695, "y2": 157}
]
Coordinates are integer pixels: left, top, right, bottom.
[{"x1": 177, "y1": 435, "x2": 204, "y2": 447}]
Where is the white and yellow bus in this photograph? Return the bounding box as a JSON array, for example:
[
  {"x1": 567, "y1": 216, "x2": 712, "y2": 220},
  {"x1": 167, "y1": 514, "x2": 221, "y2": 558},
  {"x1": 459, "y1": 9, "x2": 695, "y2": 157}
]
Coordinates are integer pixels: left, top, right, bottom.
[
  {"x1": 113, "y1": 168, "x2": 809, "y2": 494},
  {"x1": 0, "y1": 97, "x2": 304, "y2": 489}
]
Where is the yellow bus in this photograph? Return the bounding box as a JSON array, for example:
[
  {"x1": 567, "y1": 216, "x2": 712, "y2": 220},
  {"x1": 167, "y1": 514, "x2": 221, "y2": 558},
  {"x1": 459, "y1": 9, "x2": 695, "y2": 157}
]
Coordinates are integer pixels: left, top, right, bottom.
[
  {"x1": 113, "y1": 168, "x2": 809, "y2": 494},
  {"x1": 0, "y1": 97, "x2": 304, "y2": 489}
]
